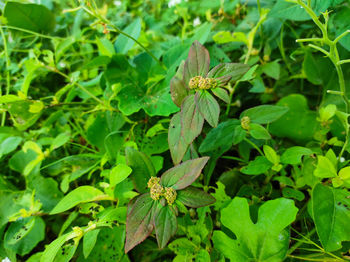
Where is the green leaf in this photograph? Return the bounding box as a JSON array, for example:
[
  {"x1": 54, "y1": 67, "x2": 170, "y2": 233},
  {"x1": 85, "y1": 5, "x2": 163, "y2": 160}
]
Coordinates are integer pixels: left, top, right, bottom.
[
  {"x1": 241, "y1": 156, "x2": 273, "y2": 175},
  {"x1": 83, "y1": 229, "x2": 100, "y2": 259},
  {"x1": 0, "y1": 95, "x2": 24, "y2": 103},
  {"x1": 170, "y1": 61, "x2": 188, "y2": 107},
  {"x1": 50, "y1": 186, "x2": 105, "y2": 214},
  {"x1": 125, "y1": 193, "x2": 155, "y2": 253},
  {"x1": 314, "y1": 155, "x2": 337, "y2": 178},
  {"x1": 4, "y1": 2, "x2": 55, "y2": 33},
  {"x1": 181, "y1": 94, "x2": 204, "y2": 144},
  {"x1": 0, "y1": 136, "x2": 22, "y2": 158},
  {"x1": 199, "y1": 119, "x2": 242, "y2": 153},
  {"x1": 40, "y1": 231, "x2": 76, "y2": 262},
  {"x1": 195, "y1": 91, "x2": 220, "y2": 127},
  {"x1": 183, "y1": 41, "x2": 210, "y2": 85},
  {"x1": 282, "y1": 187, "x2": 305, "y2": 201},
  {"x1": 168, "y1": 112, "x2": 189, "y2": 165},
  {"x1": 261, "y1": 60, "x2": 280, "y2": 80},
  {"x1": 50, "y1": 132, "x2": 70, "y2": 151},
  {"x1": 312, "y1": 184, "x2": 350, "y2": 251},
  {"x1": 4, "y1": 217, "x2": 45, "y2": 256},
  {"x1": 160, "y1": 157, "x2": 209, "y2": 190},
  {"x1": 96, "y1": 37, "x2": 115, "y2": 57},
  {"x1": 109, "y1": 164, "x2": 132, "y2": 187},
  {"x1": 114, "y1": 18, "x2": 142, "y2": 54},
  {"x1": 213, "y1": 197, "x2": 298, "y2": 262},
  {"x1": 250, "y1": 123, "x2": 271, "y2": 140},
  {"x1": 207, "y1": 63, "x2": 250, "y2": 84},
  {"x1": 240, "y1": 105, "x2": 289, "y2": 124},
  {"x1": 177, "y1": 186, "x2": 215, "y2": 208},
  {"x1": 211, "y1": 87, "x2": 230, "y2": 103},
  {"x1": 269, "y1": 94, "x2": 320, "y2": 143},
  {"x1": 154, "y1": 204, "x2": 177, "y2": 249},
  {"x1": 280, "y1": 146, "x2": 313, "y2": 165},
  {"x1": 263, "y1": 145, "x2": 279, "y2": 165},
  {"x1": 125, "y1": 147, "x2": 155, "y2": 193}
]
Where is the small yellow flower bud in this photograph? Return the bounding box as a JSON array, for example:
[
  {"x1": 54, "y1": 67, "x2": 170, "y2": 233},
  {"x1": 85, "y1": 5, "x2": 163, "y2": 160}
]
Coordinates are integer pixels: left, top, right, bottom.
[
  {"x1": 163, "y1": 187, "x2": 177, "y2": 205},
  {"x1": 189, "y1": 76, "x2": 204, "y2": 89},
  {"x1": 241, "y1": 116, "x2": 251, "y2": 130},
  {"x1": 150, "y1": 183, "x2": 163, "y2": 200},
  {"x1": 147, "y1": 176, "x2": 160, "y2": 189}
]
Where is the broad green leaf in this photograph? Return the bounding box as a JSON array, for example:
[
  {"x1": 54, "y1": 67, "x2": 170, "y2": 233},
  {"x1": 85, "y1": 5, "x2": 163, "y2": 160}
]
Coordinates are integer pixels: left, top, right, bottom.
[
  {"x1": 195, "y1": 91, "x2": 220, "y2": 127},
  {"x1": 263, "y1": 145, "x2": 279, "y2": 165},
  {"x1": 177, "y1": 186, "x2": 215, "y2": 208},
  {"x1": 312, "y1": 184, "x2": 350, "y2": 251},
  {"x1": 280, "y1": 146, "x2": 313, "y2": 165},
  {"x1": 270, "y1": 94, "x2": 320, "y2": 143},
  {"x1": 199, "y1": 119, "x2": 242, "y2": 153},
  {"x1": 50, "y1": 132, "x2": 70, "y2": 151},
  {"x1": 168, "y1": 112, "x2": 189, "y2": 165},
  {"x1": 338, "y1": 166, "x2": 350, "y2": 187},
  {"x1": 125, "y1": 193, "x2": 155, "y2": 253},
  {"x1": 269, "y1": 0, "x2": 336, "y2": 21},
  {"x1": 240, "y1": 105, "x2": 289, "y2": 124},
  {"x1": 96, "y1": 37, "x2": 115, "y2": 57},
  {"x1": 332, "y1": 7, "x2": 350, "y2": 51},
  {"x1": 0, "y1": 136, "x2": 22, "y2": 158},
  {"x1": 282, "y1": 187, "x2": 305, "y2": 201},
  {"x1": 261, "y1": 60, "x2": 280, "y2": 80},
  {"x1": 125, "y1": 147, "x2": 155, "y2": 193},
  {"x1": 170, "y1": 61, "x2": 188, "y2": 107},
  {"x1": 168, "y1": 238, "x2": 198, "y2": 257},
  {"x1": 83, "y1": 229, "x2": 100, "y2": 259},
  {"x1": 183, "y1": 41, "x2": 210, "y2": 85},
  {"x1": 40, "y1": 231, "x2": 76, "y2": 262},
  {"x1": 213, "y1": 197, "x2": 298, "y2": 262},
  {"x1": 314, "y1": 155, "x2": 337, "y2": 178},
  {"x1": 0, "y1": 95, "x2": 24, "y2": 103},
  {"x1": 319, "y1": 104, "x2": 337, "y2": 122},
  {"x1": 4, "y1": 2, "x2": 55, "y2": 33},
  {"x1": 160, "y1": 157, "x2": 209, "y2": 190},
  {"x1": 181, "y1": 94, "x2": 204, "y2": 144},
  {"x1": 6, "y1": 101, "x2": 42, "y2": 131},
  {"x1": 207, "y1": 63, "x2": 250, "y2": 84},
  {"x1": 109, "y1": 164, "x2": 132, "y2": 188},
  {"x1": 303, "y1": 51, "x2": 323, "y2": 85},
  {"x1": 241, "y1": 156, "x2": 273, "y2": 175},
  {"x1": 154, "y1": 204, "x2": 177, "y2": 249},
  {"x1": 114, "y1": 18, "x2": 142, "y2": 54},
  {"x1": 213, "y1": 31, "x2": 248, "y2": 44},
  {"x1": 250, "y1": 123, "x2": 271, "y2": 140},
  {"x1": 50, "y1": 186, "x2": 105, "y2": 214},
  {"x1": 4, "y1": 217, "x2": 45, "y2": 256},
  {"x1": 212, "y1": 87, "x2": 230, "y2": 103}
]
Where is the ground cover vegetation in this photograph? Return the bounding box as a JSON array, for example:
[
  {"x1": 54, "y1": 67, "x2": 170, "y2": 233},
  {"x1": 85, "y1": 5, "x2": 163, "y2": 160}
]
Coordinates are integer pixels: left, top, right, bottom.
[{"x1": 1, "y1": 0, "x2": 350, "y2": 261}]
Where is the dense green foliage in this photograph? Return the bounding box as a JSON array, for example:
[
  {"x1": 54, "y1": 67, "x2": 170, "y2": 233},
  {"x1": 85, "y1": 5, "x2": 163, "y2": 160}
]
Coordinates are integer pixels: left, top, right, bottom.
[{"x1": 1, "y1": 0, "x2": 350, "y2": 261}]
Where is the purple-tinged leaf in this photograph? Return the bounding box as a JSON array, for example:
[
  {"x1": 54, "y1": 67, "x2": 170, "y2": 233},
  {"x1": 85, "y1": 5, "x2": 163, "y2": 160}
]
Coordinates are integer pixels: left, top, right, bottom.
[
  {"x1": 177, "y1": 186, "x2": 215, "y2": 208},
  {"x1": 212, "y1": 88, "x2": 230, "y2": 103},
  {"x1": 160, "y1": 157, "x2": 209, "y2": 190},
  {"x1": 125, "y1": 193, "x2": 155, "y2": 253},
  {"x1": 154, "y1": 204, "x2": 177, "y2": 249},
  {"x1": 170, "y1": 61, "x2": 189, "y2": 107},
  {"x1": 181, "y1": 94, "x2": 204, "y2": 144},
  {"x1": 207, "y1": 63, "x2": 250, "y2": 84},
  {"x1": 169, "y1": 112, "x2": 189, "y2": 165},
  {"x1": 125, "y1": 147, "x2": 155, "y2": 193},
  {"x1": 195, "y1": 91, "x2": 220, "y2": 128},
  {"x1": 183, "y1": 41, "x2": 210, "y2": 86}
]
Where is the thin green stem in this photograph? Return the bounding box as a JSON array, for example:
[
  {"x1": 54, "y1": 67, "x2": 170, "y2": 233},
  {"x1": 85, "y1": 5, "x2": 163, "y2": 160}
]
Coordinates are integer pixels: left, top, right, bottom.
[
  {"x1": 334, "y1": 30, "x2": 350, "y2": 44},
  {"x1": 296, "y1": 38, "x2": 323, "y2": 43},
  {"x1": 244, "y1": 138, "x2": 264, "y2": 156},
  {"x1": 82, "y1": 6, "x2": 166, "y2": 70},
  {"x1": 221, "y1": 156, "x2": 248, "y2": 163},
  {"x1": 288, "y1": 228, "x2": 316, "y2": 255},
  {"x1": 308, "y1": 44, "x2": 330, "y2": 57},
  {"x1": 337, "y1": 59, "x2": 350, "y2": 65},
  {"x1": 0, "y1": 26, "x2": 10, "y2": 126},
  {"x1": 225, "y1": 81, "x2": 240, "y2": 116},
  {"x1": 1, "y1": 25, "x2": 65, "y2": 40}
]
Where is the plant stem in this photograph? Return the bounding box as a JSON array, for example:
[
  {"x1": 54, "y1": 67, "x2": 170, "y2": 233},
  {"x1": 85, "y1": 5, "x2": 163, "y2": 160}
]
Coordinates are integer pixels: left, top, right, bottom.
[
  {"x1": 81, "y1": 6, "x2": 166, "y2": 70},
  {"x1": 0, "y1": 26, "x2": 10, "y2": 126},
  {"x1": 244, "y1": 138, "x2": 264, "y2": 156}
]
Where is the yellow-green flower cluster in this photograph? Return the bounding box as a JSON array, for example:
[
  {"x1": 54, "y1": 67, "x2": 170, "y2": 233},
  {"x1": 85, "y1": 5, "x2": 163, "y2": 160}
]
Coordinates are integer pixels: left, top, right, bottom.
[
  {"x1": 189, "y1": 76, "x2": 218, "y2": 90},
  {"x1": 147, "y1": 177, "x2": 177, "y2": 205},
  {"x1": 241, "y1": 116, "x2": 250, "y2": 130}
]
